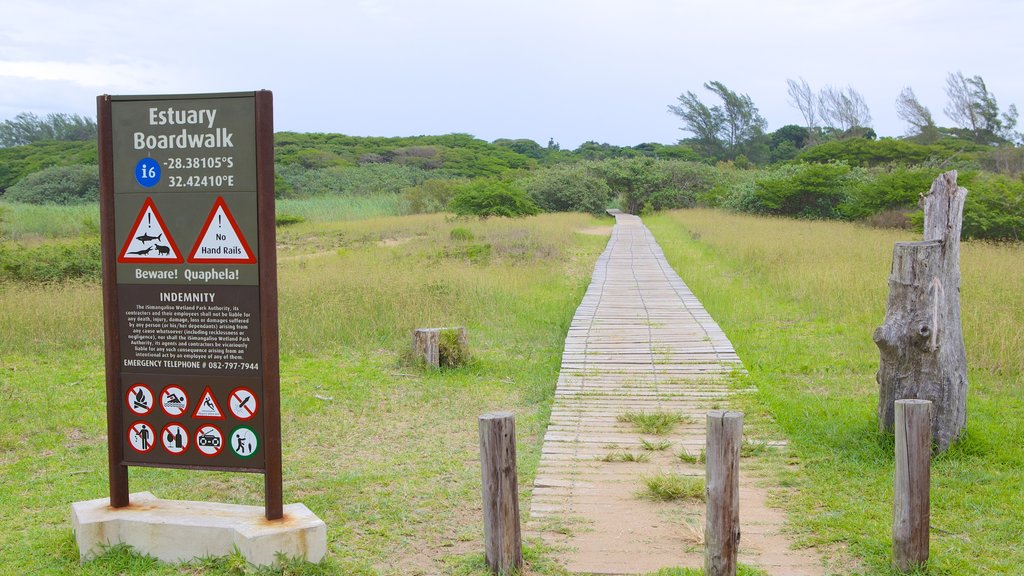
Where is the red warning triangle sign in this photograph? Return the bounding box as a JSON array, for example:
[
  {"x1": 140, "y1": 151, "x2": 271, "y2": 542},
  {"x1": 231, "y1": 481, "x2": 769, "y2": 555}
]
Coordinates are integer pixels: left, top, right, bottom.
[
  {"x1": 187, "y1": 197, "x2": 256, "y2": 264},
  {"x1": 118, "y1": 197, "x2": 184, "y2": 264},
  {"x1": 192, "y1": 387, "x2": 226, "y2": 420}
]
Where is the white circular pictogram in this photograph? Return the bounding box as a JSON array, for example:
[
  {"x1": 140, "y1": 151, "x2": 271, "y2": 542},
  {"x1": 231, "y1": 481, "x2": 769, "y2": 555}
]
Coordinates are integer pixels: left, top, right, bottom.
[
  {"x1": 126, "y1": 383, "x2": 154, "y2": 416},
  {"x1": 160, "y1": 385, "x2": 189, "y2": 417},
  {"x1": 161, "y1": 423, "x2": 189, "y2": 455},
  {"x1": 127, "y1": 421, "x2": 156, "y2": 454},
  {"x1": 228, "y1": 387, "x2": 258, "y2": 420},
  {"x1": 229, "y1": 426, "x2": 259, "y2": 458},
  {"x1": 194, "y1": 424, "x2": 224, "y2": 457}
]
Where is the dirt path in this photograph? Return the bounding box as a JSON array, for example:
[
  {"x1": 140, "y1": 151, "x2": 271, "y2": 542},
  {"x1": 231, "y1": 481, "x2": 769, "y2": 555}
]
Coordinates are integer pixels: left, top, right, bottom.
[{"x1": 527, "y1": 213, "x2": 823, "y2": 575}]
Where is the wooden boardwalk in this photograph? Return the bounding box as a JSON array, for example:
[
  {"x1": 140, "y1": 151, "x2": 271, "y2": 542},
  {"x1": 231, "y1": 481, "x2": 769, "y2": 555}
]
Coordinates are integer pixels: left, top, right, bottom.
[{"x1": 528, "y1": 214, "x2": 822, "y2": 575}]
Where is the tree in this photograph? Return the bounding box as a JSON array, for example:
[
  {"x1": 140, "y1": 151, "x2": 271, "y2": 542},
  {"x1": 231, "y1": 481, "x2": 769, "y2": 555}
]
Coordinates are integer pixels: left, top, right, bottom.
[
  {"x1": 818, "y1": 85, "x2": 872, "y2": 138},
  {"x1": 668, "y1": 90, "x2": 725, "y2": 158},
  {"x1": 668, "y1": 81, "x2": 766, "y2": 161},
  {"x1": 896, "y1": 87, "x2": 940, "y2": 143},
  {"x1": 0, "y1": 112, "x2": 97, "y2": 147},
  {"x1": 786, "y1": 77, "x2": 819, "y2": 145},
  {"x1": 943, "y1": 71, "x2": 1019, "y2": 145}
]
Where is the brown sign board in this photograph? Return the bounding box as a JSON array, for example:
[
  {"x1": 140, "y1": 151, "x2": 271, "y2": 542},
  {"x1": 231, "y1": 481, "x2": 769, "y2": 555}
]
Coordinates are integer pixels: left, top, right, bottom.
[{"x1": 98, "y1": 91, "x2": 282, "y2": 519}]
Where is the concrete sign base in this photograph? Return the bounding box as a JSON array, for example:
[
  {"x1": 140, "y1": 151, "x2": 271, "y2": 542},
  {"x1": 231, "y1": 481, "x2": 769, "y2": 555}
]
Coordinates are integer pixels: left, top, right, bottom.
[{"x1": 71, "y1": 492, "x2": 326, "y2": 566}]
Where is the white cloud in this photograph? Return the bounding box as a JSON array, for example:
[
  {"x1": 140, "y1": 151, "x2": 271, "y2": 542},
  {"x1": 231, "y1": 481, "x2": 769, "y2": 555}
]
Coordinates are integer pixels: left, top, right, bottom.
[{"x1": 0, "y1": 60, "x2": 163, "y2": 90}]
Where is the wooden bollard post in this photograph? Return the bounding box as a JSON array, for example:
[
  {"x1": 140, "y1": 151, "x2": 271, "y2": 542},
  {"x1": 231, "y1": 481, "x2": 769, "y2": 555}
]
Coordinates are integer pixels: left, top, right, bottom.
[
  {"x1": 893, "y1": 399, "x2": 932, "y2": 572},
  {"x1": 479, "y1": 412, "x2": 522, "y2": 574},
  {"x1": 705, "y1": 410, "x2": 742, "y2": 576}
]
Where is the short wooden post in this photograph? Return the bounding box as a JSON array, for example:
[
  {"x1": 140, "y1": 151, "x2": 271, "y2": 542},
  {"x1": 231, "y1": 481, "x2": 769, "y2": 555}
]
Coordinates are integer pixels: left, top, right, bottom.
[
  {"x1": 479, "y1": 412, "x2": 522, "y2": 574},
  {"x1": 705, "y1": 410, "x2": 742, "y2": 576},
  {"x1": 413, "y1": 327, "x2": 469, "y2": 367},
  {"x1": 893, "y1": 399, "x2": 932, "y2": 572}
]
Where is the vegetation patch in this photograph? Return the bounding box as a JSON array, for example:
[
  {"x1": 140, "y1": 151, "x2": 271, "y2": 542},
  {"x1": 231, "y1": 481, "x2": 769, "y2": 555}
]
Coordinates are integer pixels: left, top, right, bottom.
[
  {"x1": 448, "y1": 179, "x2": 539, "y2": 218},
  {"x1": 275, "y1": 213, "x2": 305, "y2": 227},
  {"x1": 640, "y1": 439, "x2": 672, "y2": 451},
  {"x1": 0, "y1": 236, "x2": 100, "y2": 282},
  {"x1": 598, "y1": 451, "x2": 650, "y2": 463},
  {"x1": 678, "y1": 448, "x2": 706, "y2": 465},
  {"x1": 638, "y1": 473, "x2": 705, "y2": 502},
  {"x1": 449, "y1": 226, "x2": 475, "y2": 241},
  {"x1": 618, "y1": 410, "x2": 690, "y2": 435},
  {"x1": 437, "y1": 327, "x2": 470, "y2": 368}
]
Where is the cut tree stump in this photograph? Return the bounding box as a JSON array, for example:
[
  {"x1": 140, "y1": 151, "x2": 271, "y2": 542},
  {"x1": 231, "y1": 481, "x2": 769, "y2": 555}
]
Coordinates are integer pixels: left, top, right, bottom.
[
  {"x1": 413, "y1": 327, "x2": 469, "y2": 368},
  {"x1": 874, "y1": 171, "x2": 968, "y2": 452}
]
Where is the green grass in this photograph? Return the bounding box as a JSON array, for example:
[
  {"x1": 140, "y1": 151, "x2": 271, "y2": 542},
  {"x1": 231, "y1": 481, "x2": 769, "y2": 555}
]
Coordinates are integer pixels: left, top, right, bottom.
[
  {"x1": 617, "y1": 410, "x2": 690, "y2": 435},
  {"x1": 637, "y1": 473, "x2": 705, "y2": 502},
  {"x1": 647, "y1": 208, "x2": 1024, "y2": 575},
  {"x1": 640, "y1": 438, "x2": 672, "y2": 451},
  {"x1": 0, "y1": 195, "x2": 405, "y2": 242},
  {"x1": 277, "y1": 194, "x2": 408, "y2": 223},
  {"x1": 677, "y1": 448, "x2": 705, "y2": 465},
  {"x1": 0, "y1": 200, "x2": 100, "y2": 240},
  {"x1": 598, "y1": 451, "x2": 650, "y2": 463},
  {"x1": 0, "y1": 211, "x2": 610, "y2": 575}
]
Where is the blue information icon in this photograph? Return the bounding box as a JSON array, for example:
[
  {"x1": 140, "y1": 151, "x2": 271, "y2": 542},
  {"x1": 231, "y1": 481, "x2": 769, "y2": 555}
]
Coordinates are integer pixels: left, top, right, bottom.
[{"x1": 135, "y1": 158, "x2": 161, "y2": 188}]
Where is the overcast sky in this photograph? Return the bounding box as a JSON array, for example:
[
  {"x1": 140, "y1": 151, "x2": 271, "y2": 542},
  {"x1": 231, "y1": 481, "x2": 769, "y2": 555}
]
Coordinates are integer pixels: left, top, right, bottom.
[{"x1": 2, "y1": 0, "x2": 1022, "y2": 149}]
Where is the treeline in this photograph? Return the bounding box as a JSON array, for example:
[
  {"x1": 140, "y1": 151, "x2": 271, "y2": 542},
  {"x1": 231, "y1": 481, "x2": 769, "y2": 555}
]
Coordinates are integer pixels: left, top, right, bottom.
[{"x1": 2, "y1": 96, "x2": 1024, "y2": 239}]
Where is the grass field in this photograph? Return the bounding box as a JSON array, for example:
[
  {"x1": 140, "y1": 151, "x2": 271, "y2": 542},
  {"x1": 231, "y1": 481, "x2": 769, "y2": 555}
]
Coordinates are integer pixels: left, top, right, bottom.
[
  {"x1": 2, "y1": 202, "x2": 1021, "y2": 575},
  {"x1": 647, "y1": 209, "x2": 1024, "y2": 575},
  {"x1": 0, "y1": 210, "x2": 611, "y2": 575}
]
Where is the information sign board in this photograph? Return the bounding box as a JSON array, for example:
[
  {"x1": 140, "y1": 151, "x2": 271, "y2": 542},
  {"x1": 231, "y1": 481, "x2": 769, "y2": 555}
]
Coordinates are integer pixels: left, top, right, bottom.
[{"x1": 98, "y1": 91, "x2": 281, "y2": 519}]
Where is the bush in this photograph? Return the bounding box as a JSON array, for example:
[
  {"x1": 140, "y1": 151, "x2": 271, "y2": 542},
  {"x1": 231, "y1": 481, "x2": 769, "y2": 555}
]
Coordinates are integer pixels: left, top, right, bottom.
[
  {"x1": 840, "y1": 167, "x2": 939, "y2": 220},
  {"x1": 449, "y1": 227, "x2": 474, "y2": 241},
  {"x1": 275, "y1": 214, "x2": 305, "y2": 227},
  {"x1": 732, "y1": 162, "x2": 856, "y2": 219},
  {"x1": 447, "y1": 179, "x2": 539, "y2": 218},
  {"x1": 276, "y1": 163, "x2": 429, "y2": 198},
  {"x1": 5, "y1": 164, "x2": 99, "y2": 205},
  {"x1": 522, "y1": 164, "x2": 611, "y2": 215},
  {"x1": 959, "y1": 172, "x2": 1024, "y2": 240},
  {"x1": 403, "y1": 178, "x2": 465, "y2": 214},
  {"x1": 0, "y1": 237, "x2": 101, "y2": 282}
]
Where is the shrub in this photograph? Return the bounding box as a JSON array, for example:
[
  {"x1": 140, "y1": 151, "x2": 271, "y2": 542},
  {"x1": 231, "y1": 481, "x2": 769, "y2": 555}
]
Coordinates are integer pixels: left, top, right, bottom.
[
  {"x1": 522, "y1": 164, "x2": 611, "y2": 215},
  {"x1": 736, "y1": 162, "x2": 855, "y2": 219},
  {"x1": 277, "y1": 163, "x2": 429, "y2": 198},
  {"x1": 449, "y1": 227, "x2": 474, "y2": 241},
  {"x1": 5, "y1": 164, "x2": 99, "y2": 205},
  {"x1": 447, "y1": 179, "x2": 539, "y2": 218},
  {"x1": 275, "y1": 214, "x2": 305, "y2": 227},
  {"x1": 403, "y1": 178, "x2": 465, "y2": 214},
  {"x1": 0, "y1": 237, "x2": 101, "y2": 282},
  {"x1": 959, "y1": 172, "x2": 1024, "y2": 240},
  {"x1": 840, "y1": 167, "x2": 939, "y2": 220},
  {"x1": 591, "y1": 158, "x2": 715, "y2": 214}
]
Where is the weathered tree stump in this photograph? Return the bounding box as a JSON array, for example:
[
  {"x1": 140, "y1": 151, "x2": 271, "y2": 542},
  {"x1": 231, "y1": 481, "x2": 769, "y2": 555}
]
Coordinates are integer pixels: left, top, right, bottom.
[
  {"x1": 874, "y1": 171, "x2": 968, "y2": 452},
  {"x1": 479, "y1": 412, "x2": 522, "y2": 574},
  {"x1": 893, "y1": 399, "x2": 932, "y2": 572},
  {"x1": 413, "y1": 327, "x2": 469, "y2": 368}
]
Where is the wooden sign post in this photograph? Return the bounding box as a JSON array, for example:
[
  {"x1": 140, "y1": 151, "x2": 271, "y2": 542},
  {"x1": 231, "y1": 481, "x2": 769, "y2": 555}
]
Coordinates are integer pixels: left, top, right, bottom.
[{"x1": 98, "y1": 91, "x2": 282, "y2": 519}]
